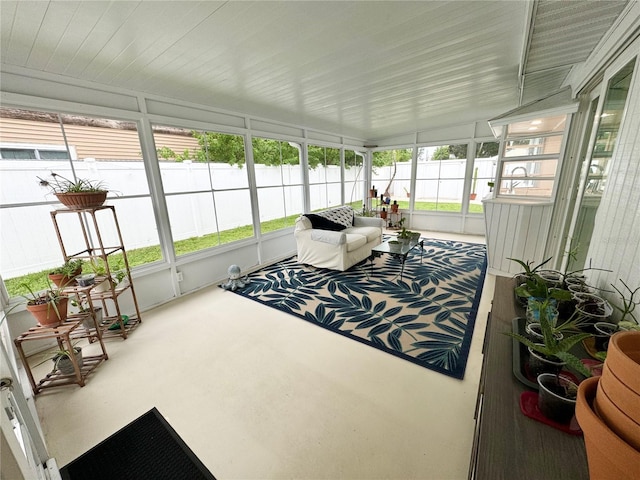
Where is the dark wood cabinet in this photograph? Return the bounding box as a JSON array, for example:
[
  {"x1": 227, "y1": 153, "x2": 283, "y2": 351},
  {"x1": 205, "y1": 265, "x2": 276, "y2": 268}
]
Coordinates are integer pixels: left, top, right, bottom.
[{"x1": 469, "y1": 276, "x2": 589, "y2": 479}]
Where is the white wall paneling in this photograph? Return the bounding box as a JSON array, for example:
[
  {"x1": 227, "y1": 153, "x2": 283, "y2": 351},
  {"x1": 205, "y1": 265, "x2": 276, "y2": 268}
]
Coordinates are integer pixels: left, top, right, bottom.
[{"x1": 483, "y1": 200, "x2": 554, "y2": 276}]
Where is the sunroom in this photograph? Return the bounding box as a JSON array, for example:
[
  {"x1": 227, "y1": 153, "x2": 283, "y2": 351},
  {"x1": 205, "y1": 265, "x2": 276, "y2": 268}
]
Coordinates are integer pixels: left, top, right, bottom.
[{"x1": 1, "y1": 1, "x2": 639, "y2": 479}]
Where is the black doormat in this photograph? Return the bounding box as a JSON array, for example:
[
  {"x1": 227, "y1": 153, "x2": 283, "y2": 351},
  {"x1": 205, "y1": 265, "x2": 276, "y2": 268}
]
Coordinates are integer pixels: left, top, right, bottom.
[{"x1": 60, "y1": 407, "x2": 216, "y2": 480}]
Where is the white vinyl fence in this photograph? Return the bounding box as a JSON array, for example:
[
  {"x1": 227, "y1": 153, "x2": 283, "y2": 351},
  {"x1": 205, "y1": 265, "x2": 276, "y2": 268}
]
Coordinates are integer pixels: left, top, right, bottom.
[{"x1": 1, "y1": 158, "x2": 494, "y2": 277}]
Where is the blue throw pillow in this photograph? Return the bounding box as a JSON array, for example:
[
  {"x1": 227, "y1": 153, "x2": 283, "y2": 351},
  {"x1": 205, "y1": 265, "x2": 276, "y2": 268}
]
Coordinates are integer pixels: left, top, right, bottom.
[{"x1": 304, "y1": 214, "x2": 347, "y2": 231}]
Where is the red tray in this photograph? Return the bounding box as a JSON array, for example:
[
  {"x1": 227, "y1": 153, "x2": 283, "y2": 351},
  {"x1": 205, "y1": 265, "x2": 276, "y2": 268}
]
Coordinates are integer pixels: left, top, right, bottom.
[{"x1": 519, "y1": 391, "x2": 583, "y2": 436}]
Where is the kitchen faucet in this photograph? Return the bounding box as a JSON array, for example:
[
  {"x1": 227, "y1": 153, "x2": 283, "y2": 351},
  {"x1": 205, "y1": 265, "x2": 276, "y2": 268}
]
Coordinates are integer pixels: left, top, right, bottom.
[{"x1": 509, "y1": 166, "x2": 528, "y2": 193}]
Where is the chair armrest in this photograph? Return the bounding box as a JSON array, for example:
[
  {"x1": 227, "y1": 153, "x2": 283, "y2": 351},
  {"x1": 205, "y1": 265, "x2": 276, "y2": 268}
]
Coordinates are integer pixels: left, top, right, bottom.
[
  {"x1": 353, "y1": 216, "x2": 385, "y2": 228},
  {"x1": 310, "y1": 229, "x2": 346, "y2": 245}
]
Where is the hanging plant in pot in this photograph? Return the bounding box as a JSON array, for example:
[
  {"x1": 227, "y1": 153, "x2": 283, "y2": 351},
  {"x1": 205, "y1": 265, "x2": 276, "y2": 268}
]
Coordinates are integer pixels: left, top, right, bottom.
[{"x1": 38, "y1": 172, "x2": 109, "y2": 210}]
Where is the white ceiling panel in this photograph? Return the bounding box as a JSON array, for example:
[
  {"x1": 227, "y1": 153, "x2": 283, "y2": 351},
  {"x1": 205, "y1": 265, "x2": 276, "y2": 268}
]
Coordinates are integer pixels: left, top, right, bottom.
[{"x1": 0, "y1": 1, "x2": 632, "y2": 141}]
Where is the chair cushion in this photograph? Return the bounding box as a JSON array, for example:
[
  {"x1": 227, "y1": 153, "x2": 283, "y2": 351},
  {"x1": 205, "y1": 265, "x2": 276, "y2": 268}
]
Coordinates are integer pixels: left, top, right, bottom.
[
  {"x1": 304, "y1": 213, "x2": 347, "y2": 231},
  {"x1": 345, "y1": 234, "x2": 367, "y2": 252},
  {"x1": 343, "y1": 226, "x2": 381, "y2": 243}
]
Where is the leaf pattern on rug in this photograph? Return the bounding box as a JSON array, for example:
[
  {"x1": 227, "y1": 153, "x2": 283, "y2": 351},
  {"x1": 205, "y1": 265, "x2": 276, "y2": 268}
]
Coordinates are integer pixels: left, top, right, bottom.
[{"x1": 231, "y1": 238, "x2": 487, "y2": 379}]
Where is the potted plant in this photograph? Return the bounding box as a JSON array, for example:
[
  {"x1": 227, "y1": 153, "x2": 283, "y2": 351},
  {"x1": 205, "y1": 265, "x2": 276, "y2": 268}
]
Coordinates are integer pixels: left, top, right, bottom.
[
  {"x1": 509, "y1": 256, "x2": 556, "y2": 306},
  {"x1": 537, "y1": 372, "x2": 580, "y2": 424},
  {"x1": 38, "y1": 171, "x2": 108, "y2": 210},
  {"x1": 34, "y1": 344, "x2": 83, "y2": 375},
  {"x1": 54, "y1": 346, "x2": 83, "y2": 374},
  {"x1": 48, "y1": 258, "x2": 84, "y2": 287},
  {"x1": 507, "y1": 300, "x2": 593, "y2": 422},
  {"x1": 70, "y1": 297, "x2": 103, "y2": 329},
  {"x1": 612, "y1": 280, "x2": 640, "y2": 332},
  {"x1": 506, "y1": 299, "x2": 592, "y2": 379},
  {"x1": 20, "y1": 281, "x2": 69, "y2": 328},
  {"x1": 514, "y1": 273, "x2": 572, "y2": 323}
]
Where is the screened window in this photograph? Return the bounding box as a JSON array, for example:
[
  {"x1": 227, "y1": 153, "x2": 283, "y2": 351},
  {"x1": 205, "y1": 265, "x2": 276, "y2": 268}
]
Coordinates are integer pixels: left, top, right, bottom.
[
  {"x1": 253, "y1": 137, "x2": 303, "y2": 233},
  {"x1": 153, "y1": 126, "x2": 253, "y2": 253},
  {"x1": 1, "y1": 107, "x2": 161, "y2": 297},
  {"x1": 308, "y1": 144, "x2": 341, "y2": 211},
  {"x1": 469, "y1": 141, "x2": 499, "y2": 213},
  {"x1": 371, "y1": 148, "x2": 413, "y2": 213},
  {"x1": 497, "y1": 114, "x2": 567, "y2": 198},
  {"x1": 414, "y1": 144, "x2": 467, "y2": 212},
  {"x1": 343, "y1": 149, "x2": 365, "y2": 210}
]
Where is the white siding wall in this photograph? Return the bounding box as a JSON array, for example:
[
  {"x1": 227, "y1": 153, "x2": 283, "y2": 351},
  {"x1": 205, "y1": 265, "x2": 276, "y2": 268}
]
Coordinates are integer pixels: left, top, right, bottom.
[
  {"x1": 483, "y1": 200, "x2": 554, "y2": 275},
  {"x1": 587, "y1": 48, "x2": 640, "y2": 308}
]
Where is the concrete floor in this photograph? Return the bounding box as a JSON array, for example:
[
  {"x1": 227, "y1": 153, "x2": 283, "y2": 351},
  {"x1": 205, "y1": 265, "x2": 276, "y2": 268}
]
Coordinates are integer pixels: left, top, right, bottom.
[{"x1": 32, "y1": 231, "x2": 495, "y2": 480}]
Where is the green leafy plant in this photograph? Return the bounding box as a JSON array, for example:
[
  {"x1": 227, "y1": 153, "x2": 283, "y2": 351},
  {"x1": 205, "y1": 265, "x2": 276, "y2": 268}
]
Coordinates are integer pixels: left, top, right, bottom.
[
  {"x1": 49, "y1": 259, "x2": 84, "y2": 276},
  {"x1": 38, "y1": 172, "x2": 107, "y2": 193},
  {"x1": 20, "y1": 281, "x2": 64, "y2": 306},
  {"x1": 505, "y1": 299, "x2": 592, "y2": 377},
  {"x1": 509, "y1": 256, "x2": 554, "y2": 279},
  {"x1": 514, "y1": 273, "x2": 572, "y2": 302},
  {"x1": 33, "y1": 344, "x2": 82, "y2": 372}
]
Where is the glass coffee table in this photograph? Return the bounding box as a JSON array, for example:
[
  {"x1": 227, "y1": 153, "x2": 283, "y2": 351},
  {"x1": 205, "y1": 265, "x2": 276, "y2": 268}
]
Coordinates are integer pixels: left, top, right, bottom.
[{"x1": 370, "y1": 238, "x2": 424, "y2": 281}]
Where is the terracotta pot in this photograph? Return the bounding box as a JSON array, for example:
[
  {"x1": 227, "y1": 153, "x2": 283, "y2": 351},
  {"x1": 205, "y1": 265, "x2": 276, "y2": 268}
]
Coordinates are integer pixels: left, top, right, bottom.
[
  {"x1": 594, "y1": 378, "x2": 640, "y2": 451},
  {"x1": 599, "y1": 363, "x2": 640, "y2": 426},
  {"x1": 26, "y1": 297, "x2": 68, "y2": 328},
  {"x1": 48, "y1": 268, "x2": 82, "y2": 287},
  {"x1": 605, "y1": 331, "x2": 640, "y2": 395},
  {"x1": 576, "y1": 377, "x2": 640, "y2": 480}
]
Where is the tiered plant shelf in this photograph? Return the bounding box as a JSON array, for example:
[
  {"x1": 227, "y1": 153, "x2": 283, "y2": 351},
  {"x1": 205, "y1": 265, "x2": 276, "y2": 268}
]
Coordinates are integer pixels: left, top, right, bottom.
[
  {"x1": 14, "y1": 319, "x2": 108, "y2": 395},
  {"x1": 50, "y1": 205, "x2": 142, "y2": 340}
]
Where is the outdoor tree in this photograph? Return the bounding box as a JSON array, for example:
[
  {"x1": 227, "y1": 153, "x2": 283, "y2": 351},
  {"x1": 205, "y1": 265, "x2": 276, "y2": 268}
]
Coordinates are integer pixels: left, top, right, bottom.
[
  {"x1": 372, "y1": 149, "x2": 412, "y2": 167},
  {"x1": 307, "y1": 145, "x2": 340, "y2": 169}
]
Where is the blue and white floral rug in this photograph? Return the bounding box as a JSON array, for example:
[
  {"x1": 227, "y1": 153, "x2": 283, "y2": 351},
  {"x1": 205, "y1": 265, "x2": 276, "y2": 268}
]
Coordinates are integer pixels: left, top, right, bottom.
[{"x1": 232, "y1": 239, "x2": 487, "y2": 379}]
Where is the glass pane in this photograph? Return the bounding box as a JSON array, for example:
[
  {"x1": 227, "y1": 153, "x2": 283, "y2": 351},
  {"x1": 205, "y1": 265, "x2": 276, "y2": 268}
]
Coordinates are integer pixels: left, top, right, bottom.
[
  {"x1": 39, "y1": 150, "x2": 71, "y2": 160},
  {"x1": 413, "y1": 179, "x2": 439, "y2": 210},
  {"x1": 257, "y1": 185, "x2": 302, "y2": 233},
  {"x1": 586, "y1": 59, "x2": 636, "y2": 197},
  {"x1": 504, "y1": 135, "x2": 563, "y2": 157},
  {"x1": 344, "y1": 150, "x2": 364, "y2": 208},
  {"x1": 507, "y1": 114, "x2": 566, "y2": 136},
  {"x1": 470, "y1": 141, "x2": 500, "y2": 213},
  {"x1": 309, "y1": 183, "x2": 328, "y2": 211},
  {"x1": 253, "y1": 138, "x2": 300, "y2": 187},
  {"x1": 1, "y1": 205, "x2": 68, "y2": 296},
  {"x1": 0, "y1": 108, "x2": 70, "y2": 204},
  {"x1": 0, "y1": 149, "x2": 37, "y2": 159},
  {"x1": 214, "y1": 190, "x2": 254, "y2": 244},
  {"x1": 58, "y1": 114, "x2": 147, "y2": 196},
  {"x1": 1, "y1": 109, "x2": 162, "y2": 298},
  {"x1": 166, "y1": 192, "x2": 220, "y2": 254},
  {"x1": 372, "y1": 148, "x2": 413, "y2": 208},
  {"x1": 497, "y1": 178, "x2": 555, "y2": 197}
]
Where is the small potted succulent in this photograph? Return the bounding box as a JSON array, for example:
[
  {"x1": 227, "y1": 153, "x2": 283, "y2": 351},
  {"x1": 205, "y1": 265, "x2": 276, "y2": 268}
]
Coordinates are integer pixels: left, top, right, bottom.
[{"x1": 38, "y1": 171, "x2": 108, "y2": 210}]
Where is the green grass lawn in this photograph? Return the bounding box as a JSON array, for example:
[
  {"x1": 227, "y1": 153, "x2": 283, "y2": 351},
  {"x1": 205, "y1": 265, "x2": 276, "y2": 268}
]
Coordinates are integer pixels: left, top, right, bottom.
[{"x1": 5, "y1": 204, "x2": 481, "y2": 296}]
